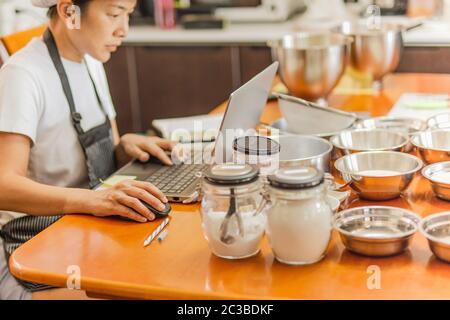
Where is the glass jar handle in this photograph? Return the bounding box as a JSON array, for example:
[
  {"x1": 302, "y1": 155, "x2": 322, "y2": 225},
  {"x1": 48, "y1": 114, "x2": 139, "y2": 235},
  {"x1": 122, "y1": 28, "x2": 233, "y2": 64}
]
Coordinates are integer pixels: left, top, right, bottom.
[{"x1": 253, "y1": 192, "x2": 271, "y2": 217}]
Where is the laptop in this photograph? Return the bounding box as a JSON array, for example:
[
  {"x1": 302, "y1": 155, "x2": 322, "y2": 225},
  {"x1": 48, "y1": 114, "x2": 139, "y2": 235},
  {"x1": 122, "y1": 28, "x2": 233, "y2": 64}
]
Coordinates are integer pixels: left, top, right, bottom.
[{"x1": 113, "y1": 61, "x2": 279, "y2": 203}]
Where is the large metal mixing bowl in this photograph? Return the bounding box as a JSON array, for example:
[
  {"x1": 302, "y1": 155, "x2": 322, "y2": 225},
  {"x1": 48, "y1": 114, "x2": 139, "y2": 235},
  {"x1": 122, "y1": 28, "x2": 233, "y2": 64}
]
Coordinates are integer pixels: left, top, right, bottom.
[
  {"x1": 335, "y1": 22, "x2": 403, "y2": 89},
  {"x1": 268, "y1": 32, "x2": 352, "y2": 102}
]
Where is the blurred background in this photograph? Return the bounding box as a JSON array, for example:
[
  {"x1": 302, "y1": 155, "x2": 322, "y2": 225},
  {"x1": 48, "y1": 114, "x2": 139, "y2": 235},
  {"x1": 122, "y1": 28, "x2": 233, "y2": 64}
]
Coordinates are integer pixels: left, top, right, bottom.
[{"x1": 0, "y1": 0, "x2": 450, "y2": 135}]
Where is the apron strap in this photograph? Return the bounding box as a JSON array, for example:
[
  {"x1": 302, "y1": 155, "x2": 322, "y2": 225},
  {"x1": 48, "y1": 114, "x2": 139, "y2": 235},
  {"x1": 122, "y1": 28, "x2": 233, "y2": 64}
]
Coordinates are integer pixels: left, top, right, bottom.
[
  {"x1": 43, "y1": 29, "x2": 84, "y2": 135},
  {"x1": 84, "y1": 59, "x2": 109, "y2": 119},
  {"x1": 43, "y1": 28, "x2": 110, "y2": 134}
]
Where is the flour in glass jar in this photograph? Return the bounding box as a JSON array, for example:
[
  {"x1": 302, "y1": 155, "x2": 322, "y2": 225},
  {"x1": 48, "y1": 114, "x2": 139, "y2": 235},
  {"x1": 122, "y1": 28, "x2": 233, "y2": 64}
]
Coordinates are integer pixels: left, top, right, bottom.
[{"x1": 202, "y1": 209, "x2": 266, "y2": 259}]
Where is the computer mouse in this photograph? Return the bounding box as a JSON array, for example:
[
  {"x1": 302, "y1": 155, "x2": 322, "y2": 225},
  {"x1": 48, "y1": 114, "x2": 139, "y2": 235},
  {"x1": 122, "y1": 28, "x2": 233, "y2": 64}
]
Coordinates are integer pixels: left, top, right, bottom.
[{"x1": 141, "y1": 201, "x2": 172, "y2": 219}]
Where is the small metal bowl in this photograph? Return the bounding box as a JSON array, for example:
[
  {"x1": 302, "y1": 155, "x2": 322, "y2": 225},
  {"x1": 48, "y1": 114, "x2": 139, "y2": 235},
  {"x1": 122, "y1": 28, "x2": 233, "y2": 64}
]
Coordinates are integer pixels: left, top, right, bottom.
[
  {"x1": 411, "y1": 129, "x2": 450, "y2": 164},
  {"x1": 278, "y1": 135, "x2": 333, "y2": 173},
  {"x1": 330, "y1": 128, "x2": 409, "y2": 158},
  {"x1": 427, "y1": 112, "x2": 450, "y2": 130},
  {"x1": 419, "y1": 212, "x2": 450, "y2": 263},
  {"x1": 422, "y1": 162, "x2": 450, "y2": 201},
  {"x1": 334, "y1": 151, "x2": 423, "y2": 201},
  {"x1": 335, "y1": 206, "x2": 421, "y2": 257},
  {"x1": 354, "y1": 117, "x2": 426, "y2": 152}
]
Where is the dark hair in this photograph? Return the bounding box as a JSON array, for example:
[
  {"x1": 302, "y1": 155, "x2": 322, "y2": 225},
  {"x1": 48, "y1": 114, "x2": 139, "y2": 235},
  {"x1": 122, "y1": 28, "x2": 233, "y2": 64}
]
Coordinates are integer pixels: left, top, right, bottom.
[{"x1": 47, "y1": 0, "x2": 90, "y2": 19}]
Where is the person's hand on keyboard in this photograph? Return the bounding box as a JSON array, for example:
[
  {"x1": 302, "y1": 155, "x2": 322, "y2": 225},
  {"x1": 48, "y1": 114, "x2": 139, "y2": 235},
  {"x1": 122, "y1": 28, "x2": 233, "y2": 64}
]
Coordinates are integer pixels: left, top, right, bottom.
[
  {"x1": 118, "y1": 134, "x2": 177, "y2": 166},
  {"x1": 88, "y1": 180, "x2": 168, "y2": 223}
]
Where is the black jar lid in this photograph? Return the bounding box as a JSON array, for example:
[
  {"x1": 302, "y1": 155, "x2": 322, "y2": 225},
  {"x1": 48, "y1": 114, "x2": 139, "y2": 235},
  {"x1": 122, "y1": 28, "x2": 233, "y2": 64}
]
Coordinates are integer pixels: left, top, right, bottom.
[
  {"x1": 268, "y1": 167, "x2": 324, "y2": 190},
  {"x1": 233, "y1": 136, "x2": 280, "y2": 156},
  {"x1": 204, "y1": 163, "x2": 259, "y2": 185}
]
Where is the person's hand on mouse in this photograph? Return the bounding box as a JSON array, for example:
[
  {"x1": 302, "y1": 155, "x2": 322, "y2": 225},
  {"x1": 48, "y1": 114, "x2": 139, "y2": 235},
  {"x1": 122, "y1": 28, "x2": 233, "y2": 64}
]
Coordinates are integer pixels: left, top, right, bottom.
[
  {"x1": 87, "y1": 180, "x2": 168, "y2": 223},
  {"x1": 119, "y1": 134, "x2": 177, "y2": 166}
]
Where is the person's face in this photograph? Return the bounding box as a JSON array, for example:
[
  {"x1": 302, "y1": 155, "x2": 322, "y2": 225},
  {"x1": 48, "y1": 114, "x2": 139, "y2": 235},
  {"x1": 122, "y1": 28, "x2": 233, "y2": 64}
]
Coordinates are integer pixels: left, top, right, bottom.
[{"x1": 70, "y1": 0, "x2": 136, "y2": 62}]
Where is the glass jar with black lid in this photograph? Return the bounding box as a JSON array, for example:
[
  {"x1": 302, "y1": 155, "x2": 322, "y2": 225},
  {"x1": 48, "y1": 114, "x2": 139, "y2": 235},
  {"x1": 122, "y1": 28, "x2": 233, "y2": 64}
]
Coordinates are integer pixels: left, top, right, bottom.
[
  {"x1": 200, "y1": 163, "x2": 267, "y2": 259},
  {"x1": 232, "y1": 136, "x2": 280, "y2": 176},
  {"x1": 265, "y1": 167, "x2": 333, "y2": 265}
]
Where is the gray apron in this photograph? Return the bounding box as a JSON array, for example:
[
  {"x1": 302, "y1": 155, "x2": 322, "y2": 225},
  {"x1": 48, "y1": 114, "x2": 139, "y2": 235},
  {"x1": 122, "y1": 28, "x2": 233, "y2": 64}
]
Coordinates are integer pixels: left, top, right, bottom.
[{"x1": 0, "y1": 28, "x2": 117, "y2": 291}]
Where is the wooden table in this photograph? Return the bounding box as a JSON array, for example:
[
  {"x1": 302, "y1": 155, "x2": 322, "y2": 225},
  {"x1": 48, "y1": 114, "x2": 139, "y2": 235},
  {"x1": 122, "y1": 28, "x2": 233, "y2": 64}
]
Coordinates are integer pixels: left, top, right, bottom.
[{"x1": 10, "y1": 73, "x2": 450, "y2": 300}]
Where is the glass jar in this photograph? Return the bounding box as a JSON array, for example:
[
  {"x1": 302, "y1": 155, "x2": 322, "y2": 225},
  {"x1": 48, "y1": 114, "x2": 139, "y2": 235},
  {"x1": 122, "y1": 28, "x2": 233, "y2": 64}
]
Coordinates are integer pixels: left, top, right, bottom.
[
  {"x1": 266, "y1": 167, "x2": 333, "y2": 265},
  {"x1": 200, "y1": 164, "x2": 266, "y2": 259},
  {"x1": 233, "y1": 136, "x2": 280, "y2": 176}
]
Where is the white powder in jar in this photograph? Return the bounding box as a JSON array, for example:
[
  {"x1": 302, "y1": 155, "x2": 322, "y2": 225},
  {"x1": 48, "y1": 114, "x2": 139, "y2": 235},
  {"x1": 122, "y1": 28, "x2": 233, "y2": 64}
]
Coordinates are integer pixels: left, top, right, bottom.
[
  {"x1": 266, "y1": 198, "x2": 332, "y2": 265},
  {"x1": 201, "y1": 209, "x2": 266, "y2": 259}
]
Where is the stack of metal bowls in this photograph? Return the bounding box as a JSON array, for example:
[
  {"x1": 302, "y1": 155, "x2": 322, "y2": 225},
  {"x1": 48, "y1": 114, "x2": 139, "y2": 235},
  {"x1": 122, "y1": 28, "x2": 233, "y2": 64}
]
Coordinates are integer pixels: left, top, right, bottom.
[
  {"x1": 334, "y1": 21, "x2": 403, "y2": 89},
  {"x1": 268, "y1": 32, "x2": 352, "y2": 103}
]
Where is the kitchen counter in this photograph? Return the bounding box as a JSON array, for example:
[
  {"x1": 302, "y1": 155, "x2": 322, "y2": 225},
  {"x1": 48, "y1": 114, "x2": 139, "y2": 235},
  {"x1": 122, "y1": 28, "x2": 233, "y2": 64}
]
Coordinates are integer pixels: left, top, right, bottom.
[
  {"x1": 125, "y1": 16, "x2": 450, "y2": 47},
  {"x1": 10, "y1": 73, "x2": 450, "y2": 300}
]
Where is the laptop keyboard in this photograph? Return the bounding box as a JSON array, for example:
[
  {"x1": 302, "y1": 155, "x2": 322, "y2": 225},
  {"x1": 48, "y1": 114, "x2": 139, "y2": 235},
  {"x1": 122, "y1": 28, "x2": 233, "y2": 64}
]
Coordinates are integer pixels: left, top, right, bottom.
[{"x1": 145, "y1": 164, "x2": 207, "y2": 194}]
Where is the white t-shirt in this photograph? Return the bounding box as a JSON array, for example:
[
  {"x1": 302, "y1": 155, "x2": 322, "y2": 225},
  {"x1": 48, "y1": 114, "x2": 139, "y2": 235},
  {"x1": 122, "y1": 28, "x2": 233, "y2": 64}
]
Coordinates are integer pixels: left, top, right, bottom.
[{"x1": 0, "y1": 37, "x2": 117, "y2": 226}]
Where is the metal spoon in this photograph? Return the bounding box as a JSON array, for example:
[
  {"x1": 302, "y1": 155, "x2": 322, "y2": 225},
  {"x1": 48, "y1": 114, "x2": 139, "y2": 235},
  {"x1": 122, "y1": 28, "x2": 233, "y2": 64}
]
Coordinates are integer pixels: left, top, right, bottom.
[{"x1": 220, "y1": 188, "x2": 241, "y2": 245}]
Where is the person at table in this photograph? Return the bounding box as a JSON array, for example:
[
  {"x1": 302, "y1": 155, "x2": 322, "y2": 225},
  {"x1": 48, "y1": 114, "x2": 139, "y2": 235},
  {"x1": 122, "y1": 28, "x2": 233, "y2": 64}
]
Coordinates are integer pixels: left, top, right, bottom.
[{"x1": 0, "y1": 0, "x2": 176, "y2": 300}]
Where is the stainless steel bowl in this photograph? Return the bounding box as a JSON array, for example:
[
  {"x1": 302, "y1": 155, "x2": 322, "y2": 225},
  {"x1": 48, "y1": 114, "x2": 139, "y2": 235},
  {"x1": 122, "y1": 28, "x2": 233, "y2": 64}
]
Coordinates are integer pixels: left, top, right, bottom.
[
  {"x1": 269, "y1": 94, "x2": 358, "y2": 139},
  {"x1": 411, "y1": 129, "x2": 450, "y2": 164},
  {"x1": 422, "y1": 162, "x2": 450, "y2": 201},
  {"x1": 334, "y1": 206, "x2": 420, "y2": 257},
  {"x1": 268, "y1": 32, "x2": 352, "y2": 101},
  {"x1": 335, "y1": 22, "x2": 403, "y2": 88},
  {"x1": 420, "y1": 212, "x2": 450, "y2": 263},
  {"x1": 427, "y1": 112, "x2": 450, "y2": 130},
  {"x1": 330, "y1": 128, "x2": 409, "y2": 158},
  {"x1": 278, "y1": 135, "x2": 333, "y2": 173},
  {"x1": 354, "y1": 116, "x2": 426, "y2": 152},
  {"x1": 334, "y1": 151, "x2": 423, "y2": 201},
  {"x1": 335, "y1": 206, "x2": 421, "y2": 257}
]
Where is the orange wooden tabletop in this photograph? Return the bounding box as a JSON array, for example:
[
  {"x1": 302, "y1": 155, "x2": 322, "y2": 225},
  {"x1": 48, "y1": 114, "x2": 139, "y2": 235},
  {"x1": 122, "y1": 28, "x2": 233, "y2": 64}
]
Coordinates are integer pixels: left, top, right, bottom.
[{"x1": 10, "y1": 73, "x2": 450, "y2": 300}]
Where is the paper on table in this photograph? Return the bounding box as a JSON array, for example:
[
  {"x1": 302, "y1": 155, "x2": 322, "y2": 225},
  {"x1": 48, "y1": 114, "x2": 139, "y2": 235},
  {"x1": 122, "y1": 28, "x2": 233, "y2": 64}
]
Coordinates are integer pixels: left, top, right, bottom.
[
  {"x1": 152, "y1": 114, "x2": 223, "y2": 143},
  {"x1": 96, "y1": 175, "x2": 137, "y2": 191},
  {"x1": 388, "y1": 93, "x2": 450, "y2": 120}
]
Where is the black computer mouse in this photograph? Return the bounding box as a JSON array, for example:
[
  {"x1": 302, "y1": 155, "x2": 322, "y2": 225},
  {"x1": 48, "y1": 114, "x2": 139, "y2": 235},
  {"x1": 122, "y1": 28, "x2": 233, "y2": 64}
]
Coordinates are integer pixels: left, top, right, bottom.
[{"x1": 141, "y1": 201, "x2": 172, "y2": 219}]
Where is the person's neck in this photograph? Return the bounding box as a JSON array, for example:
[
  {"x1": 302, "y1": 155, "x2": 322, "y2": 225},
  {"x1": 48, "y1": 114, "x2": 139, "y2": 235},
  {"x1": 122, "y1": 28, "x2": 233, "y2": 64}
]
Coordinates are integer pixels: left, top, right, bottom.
[{"x1": 48, "y1": 20, "x2": 84, "y2": 63}]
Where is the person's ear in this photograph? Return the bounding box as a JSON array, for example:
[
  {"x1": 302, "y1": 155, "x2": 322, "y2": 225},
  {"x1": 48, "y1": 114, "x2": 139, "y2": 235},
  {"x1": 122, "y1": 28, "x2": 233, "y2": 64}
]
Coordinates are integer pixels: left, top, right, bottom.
[{"x1": 56, "y1": 1, "x2": 81, "y2": 30}]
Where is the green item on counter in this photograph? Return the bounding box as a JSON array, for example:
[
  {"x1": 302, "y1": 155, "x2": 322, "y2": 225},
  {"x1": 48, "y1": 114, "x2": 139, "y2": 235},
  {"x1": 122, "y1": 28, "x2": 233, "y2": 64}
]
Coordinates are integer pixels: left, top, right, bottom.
[{"x1": 406, "y1": 100, "x2": 449, "y2": 109}]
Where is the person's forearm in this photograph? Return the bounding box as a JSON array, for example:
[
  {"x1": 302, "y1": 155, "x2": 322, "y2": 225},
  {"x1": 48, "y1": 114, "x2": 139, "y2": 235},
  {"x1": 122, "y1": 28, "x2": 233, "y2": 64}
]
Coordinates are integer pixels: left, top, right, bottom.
[{"x1": 0, "y1": 173, "x2": 94, "y2": 216}]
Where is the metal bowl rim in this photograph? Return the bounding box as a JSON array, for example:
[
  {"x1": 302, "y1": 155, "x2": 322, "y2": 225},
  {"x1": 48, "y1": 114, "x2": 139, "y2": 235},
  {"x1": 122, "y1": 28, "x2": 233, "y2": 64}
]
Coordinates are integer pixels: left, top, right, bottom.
[
  {"x1": 354, "y1": 116, "x2": 426, "y2": 132},
  {"x1": 427, "y1": 111, "x2": 450, "y2": 128},
  {"x1": 334, "y1": 206, "x2": 421, "y2": 240},
  {"x1": 277, "y1": 134, "x2": 333, "y2": 162},
  {"x1": 270, "y1": 118, "x2": 356, "y2": 138},
  {"x1": 419, "y1": 211, "x2": 450, "y2": 246},
  {"x1": 330, "y1": 128, "x2": 410, "y2": 151},
  {"x1": 337, "y1": 21, "x2": 405, "y2": 36},
  {"x1": 422, "y1": 161, "x2": 450, "y2": 185},
  {"x1": 411, "y1": 129, "x2": 450, "y2": 152},
  {"x1": 267, "y1": 32, "x2": 353, "y2": 51},
  {"x1": 334, "y1": 151, "x2": 423, "y2": 176}
]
